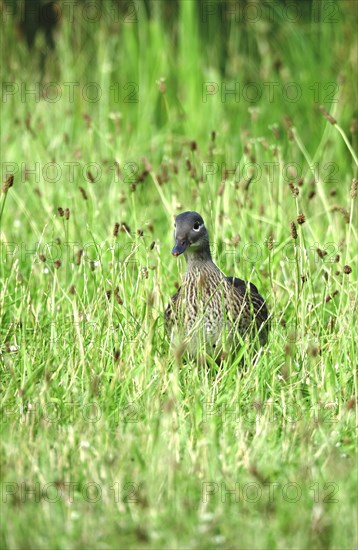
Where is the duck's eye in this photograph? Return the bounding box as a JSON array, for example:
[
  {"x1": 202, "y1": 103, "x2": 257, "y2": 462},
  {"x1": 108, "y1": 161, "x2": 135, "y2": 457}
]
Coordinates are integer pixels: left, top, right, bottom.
[{"x1": 193, "y1": 222, "x2": 201, "y2": 231}]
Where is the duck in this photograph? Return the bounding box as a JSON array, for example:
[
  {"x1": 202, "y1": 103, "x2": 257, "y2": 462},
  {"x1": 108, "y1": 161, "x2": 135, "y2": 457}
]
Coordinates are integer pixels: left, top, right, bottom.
[{"x1": 165, "y1": 211, "x2": 269, "y2": 358}]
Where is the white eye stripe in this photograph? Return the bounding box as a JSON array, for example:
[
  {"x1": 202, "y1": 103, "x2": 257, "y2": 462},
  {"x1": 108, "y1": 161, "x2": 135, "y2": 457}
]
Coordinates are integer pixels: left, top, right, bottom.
[{"x1": 193, "y1": 223, "x2": 203, "y2": 232}]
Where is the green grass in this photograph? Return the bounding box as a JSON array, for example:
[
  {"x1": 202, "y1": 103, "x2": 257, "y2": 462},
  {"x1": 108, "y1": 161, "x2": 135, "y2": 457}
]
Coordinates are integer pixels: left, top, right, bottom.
[{"x1": 0, "y1": 1, "x2": 357, "y2": 548}]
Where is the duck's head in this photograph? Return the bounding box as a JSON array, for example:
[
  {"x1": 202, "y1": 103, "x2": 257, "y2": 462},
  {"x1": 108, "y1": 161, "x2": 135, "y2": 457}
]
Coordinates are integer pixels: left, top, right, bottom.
[{"x1": 171, "y1": 211, "x2": 211, "y2": 259}]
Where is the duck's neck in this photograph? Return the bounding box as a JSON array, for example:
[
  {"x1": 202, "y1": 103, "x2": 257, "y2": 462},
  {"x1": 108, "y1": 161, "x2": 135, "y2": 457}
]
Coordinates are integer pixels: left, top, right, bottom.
[{"x1": 184, "y1": 245, "x2": 213, "y2": 266}]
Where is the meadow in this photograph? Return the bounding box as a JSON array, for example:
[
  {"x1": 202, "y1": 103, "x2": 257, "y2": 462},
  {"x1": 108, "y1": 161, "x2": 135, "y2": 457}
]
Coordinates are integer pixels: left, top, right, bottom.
[{"x1": 0, "y1": 1, "x2": 357, "y2": 548}]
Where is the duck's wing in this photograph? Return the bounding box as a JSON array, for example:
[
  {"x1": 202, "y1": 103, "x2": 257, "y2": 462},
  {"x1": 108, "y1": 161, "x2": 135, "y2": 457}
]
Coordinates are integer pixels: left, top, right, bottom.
[{"x1": 226, "y1": 277, "x2": 270, "y2": 345}]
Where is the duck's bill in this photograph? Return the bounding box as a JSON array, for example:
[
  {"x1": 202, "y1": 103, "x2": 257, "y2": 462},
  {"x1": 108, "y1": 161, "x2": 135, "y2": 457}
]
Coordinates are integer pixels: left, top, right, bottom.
[{"x1": 172, "y1": 241, "x2": 189, "y2": 256}]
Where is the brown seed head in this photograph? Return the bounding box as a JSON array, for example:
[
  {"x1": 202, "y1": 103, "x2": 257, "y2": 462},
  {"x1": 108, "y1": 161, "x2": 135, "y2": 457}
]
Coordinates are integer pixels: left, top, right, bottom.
[
  {"x1": 114, "y1": 287, "x2": 123, "y2": 305},
  {"x1": 319, "y1": 105, "x2": 336, "y2": 125},
  {"x1": 288, "y1": 182, "x2": 299, "y2": 197},
  {"x1": 290, "y1": 221, "x2": 298, "y2": 239},
  {"x1": 86, "y1": 171, "x2": 95, "y2": 183},
  {"x1": 119, "y1": 222, "x2": 131, "y2": 234},
  {"x1": 2, "y1": 174, "x2": 14, "y2": 193},
  {"x1": 297, "y1": 213, "x2": 306, "y2": 225},
  {"x1": 75, "y1": 249, "x2": 83, "y2": 265},
  {"x1": 113, "y1": 222, "x2": 119, "y2": 237},
  {"x1": 343, "y1": 265, "x2": 352, "y2": 275},
  {"x1": 325, "y1": 290, "x2": 338, "y2": 303},
  {"x1": 267, "y1": 235, "x2": 274, "y2": 250},
  {"x1": 317, "y1": 248, "x2": 327, "y2": 259},
  {"x1": 79, "y1": 186, "x2": 88, "y2": 200}
]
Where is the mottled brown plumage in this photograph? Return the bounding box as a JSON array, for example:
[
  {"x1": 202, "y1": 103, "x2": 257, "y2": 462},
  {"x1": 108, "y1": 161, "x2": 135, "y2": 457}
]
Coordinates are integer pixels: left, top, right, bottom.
[{"x1": 166, "y1": 211, "x2": 269, "y2": 358}]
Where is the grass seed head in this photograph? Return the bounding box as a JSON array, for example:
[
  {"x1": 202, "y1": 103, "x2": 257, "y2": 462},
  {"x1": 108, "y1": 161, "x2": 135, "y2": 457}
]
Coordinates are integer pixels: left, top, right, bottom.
[
  {"x1": 267, "y1": 235, "x2": 274, "y2": 250},
  {"x1": 113, "y1": 222, "x2": 119, "y2": 237},
  {"x1": 114, "y1": 287, "x2": 123, "y2": 305},
  {"x1": 119, "y1": 222, "x2": 131, "y2": 234},
  {"x1": 343, "y1": 265, "x2": 352, "y2": 275},
  {"x1": 319, "y1": 105, "x2": 336, "y2": 125},
  {"x1": 86, "y1": 171, "x2": 95, "y2": 183},
  {"x1": 75, "y1": 249, "x2": 83, "y2": 265},
  {"x1": 317, "y1": 248, "x2": 327, "y2": 259},
  {"x1": 288, "y1": 182, "x2": 299, "y2": 197},
  {"x1": 79, "y1": 186, "x2": 88, "y2": 200},
  {"x1": 290, "y1": 221, "x2": 298, "y2": 239},
  {"x1": 2, "y1": 174, "x2": 14, "y2": 193}
]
